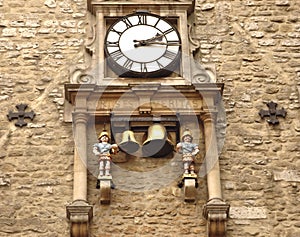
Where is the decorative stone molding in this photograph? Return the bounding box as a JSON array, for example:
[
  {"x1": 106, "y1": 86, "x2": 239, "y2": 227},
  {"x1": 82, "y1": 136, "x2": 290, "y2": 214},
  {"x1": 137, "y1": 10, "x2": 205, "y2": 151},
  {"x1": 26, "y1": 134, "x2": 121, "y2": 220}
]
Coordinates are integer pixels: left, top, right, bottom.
[
  {"x1": 85, "y1": 16, "x2": 96, "y2": 56},
  {"x1": 188, "y1": 13, "x2": 200, "y2": 54},
  {"x1": 70, "y1": 65, "x2": 96, "y2": 84},
  {"x1": 66, "y1": 200, "x2": 93, "y2": 237},
  {"x1": 203, "y1": 198, "x2": 230, "y2": 237}
]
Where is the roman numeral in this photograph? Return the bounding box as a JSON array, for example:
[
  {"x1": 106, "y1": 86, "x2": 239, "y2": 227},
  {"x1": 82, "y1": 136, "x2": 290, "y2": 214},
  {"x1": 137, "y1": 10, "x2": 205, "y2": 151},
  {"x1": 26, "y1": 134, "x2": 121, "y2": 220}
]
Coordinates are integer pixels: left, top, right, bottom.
[
  {"x1": 111, "y1": 28, "x2": 122, "y2": 36},
  {"x1": 163, "y1": 28, "x2": 174, "y2": 35},
  {"x1": 156, "y1": 61, "x2": 164, "y2": 69},
  {"x1": 153, "y1": 18, "x2": 160, "y2": 27},
  {"x1": 122, "y1": 17, "x2": 133, "y2": 28},
  {"x1": 167, "y1": 40, "x2": 180, "y2": 45},
  {"x1": 106, "y1": 41, "x2": 119, "y2": 47},
  {"x1": 137, "y1": 15, "x2": 147, "y2": 25},
  {"x1": 140, "y1": 63, "x2": 148, "y2": 72},
  {"x1": 110, "y1": 50, "x2": 123, "y2": 61},
  {"x1": 123, "y1": 58, "x2": 134, "y2": 69},
  {"x1": 163, "y1": 50, "x2": 177, "y2": 60}
]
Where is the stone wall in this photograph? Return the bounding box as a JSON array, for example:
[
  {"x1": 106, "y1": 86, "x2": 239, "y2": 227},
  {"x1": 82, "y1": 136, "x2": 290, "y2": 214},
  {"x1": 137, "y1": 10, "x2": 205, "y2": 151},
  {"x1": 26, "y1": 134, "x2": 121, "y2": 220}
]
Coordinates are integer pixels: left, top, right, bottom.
[
  {"x1": 0, "y1": 0, "x2": 299, "y2": 236},
  {"x1": 192, "y1": 0, "x2": 300, "y2": 236}
]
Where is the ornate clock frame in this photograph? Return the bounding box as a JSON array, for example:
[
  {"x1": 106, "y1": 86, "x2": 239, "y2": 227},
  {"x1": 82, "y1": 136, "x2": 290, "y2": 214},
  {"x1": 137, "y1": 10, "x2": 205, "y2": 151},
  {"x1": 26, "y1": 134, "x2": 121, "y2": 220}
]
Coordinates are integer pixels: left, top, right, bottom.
[{"x1": 65, "y1": 1, "x2": 230, "y2": 237}]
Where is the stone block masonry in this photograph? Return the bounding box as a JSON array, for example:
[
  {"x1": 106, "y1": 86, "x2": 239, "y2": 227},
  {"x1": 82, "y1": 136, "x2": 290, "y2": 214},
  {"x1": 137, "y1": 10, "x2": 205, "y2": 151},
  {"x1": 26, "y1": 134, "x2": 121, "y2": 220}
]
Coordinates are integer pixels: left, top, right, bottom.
[{"x1": 0, "y1": 0, "x2": 300, "y2": 236}]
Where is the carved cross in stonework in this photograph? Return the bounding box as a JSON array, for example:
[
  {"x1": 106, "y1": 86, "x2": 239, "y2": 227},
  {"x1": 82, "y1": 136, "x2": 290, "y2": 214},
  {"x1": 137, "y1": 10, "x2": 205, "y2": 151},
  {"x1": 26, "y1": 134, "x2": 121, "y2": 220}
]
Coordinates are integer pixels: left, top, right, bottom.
[
  {"x1": 7, "y1": 104, "x2": 35, "y2": 127},
  {"x1": 259, "y1": 101, "x2": 287, "y2": 125}
]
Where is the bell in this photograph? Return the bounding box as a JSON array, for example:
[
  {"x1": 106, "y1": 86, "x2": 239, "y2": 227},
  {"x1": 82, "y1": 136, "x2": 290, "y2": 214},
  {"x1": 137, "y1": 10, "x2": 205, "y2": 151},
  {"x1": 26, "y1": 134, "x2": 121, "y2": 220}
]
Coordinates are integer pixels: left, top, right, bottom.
[
  {"x1": 118, "y1": 130, "x2": 140, "y2": 154},
  {"x1": 142, "y1": 123, "x2": 174, "y2": 158}
]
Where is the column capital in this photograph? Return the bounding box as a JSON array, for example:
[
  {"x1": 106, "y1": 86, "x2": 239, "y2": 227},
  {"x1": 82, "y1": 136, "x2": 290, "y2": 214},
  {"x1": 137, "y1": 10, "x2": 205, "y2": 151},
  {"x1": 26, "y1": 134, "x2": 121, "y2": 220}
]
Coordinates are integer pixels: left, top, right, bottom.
[
  {"x1": 200, "y1": 111, "x2": 217, "y2": 123},
  {"x1": 73, "y1": 112, "x2": 89, "y2": 125}
]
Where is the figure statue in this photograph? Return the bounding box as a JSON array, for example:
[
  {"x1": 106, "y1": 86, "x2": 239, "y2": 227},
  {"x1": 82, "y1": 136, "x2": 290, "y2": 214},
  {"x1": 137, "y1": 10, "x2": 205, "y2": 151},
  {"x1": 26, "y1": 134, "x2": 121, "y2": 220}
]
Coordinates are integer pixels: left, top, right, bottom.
[
  {"x1": 176, "y1": 129, "x2": 199, "y2": 175},
  {"x1": 93, "y1": 130, "x2": 118, "y2": 189}
]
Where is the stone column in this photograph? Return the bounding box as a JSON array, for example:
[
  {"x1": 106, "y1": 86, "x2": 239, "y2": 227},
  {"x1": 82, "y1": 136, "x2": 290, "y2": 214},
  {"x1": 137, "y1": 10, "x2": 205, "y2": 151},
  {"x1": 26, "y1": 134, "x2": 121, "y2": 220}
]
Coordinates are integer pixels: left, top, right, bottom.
[
  {"x1": 201, "y1": 112, "x2": 229, "y2": 237},
  {"x1": 66, "y1": 112, "x2": 93, "y2": 237},
  {"x1": 202, "y1": 112, "x2": 222, "y2": 200},
  {"x1": 73, "y1": 113, "x2": 89, "y2": 200}
]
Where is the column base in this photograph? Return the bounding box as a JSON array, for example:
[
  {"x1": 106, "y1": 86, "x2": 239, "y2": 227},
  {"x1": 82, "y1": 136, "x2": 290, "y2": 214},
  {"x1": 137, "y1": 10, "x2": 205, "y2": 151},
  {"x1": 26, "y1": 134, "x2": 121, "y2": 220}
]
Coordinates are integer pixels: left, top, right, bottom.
[
  {"x1": 66, "y1": 200, "x2": 93, "y2": 237},
  {"x1": 203, "y1": 198, "x2": 230, "y2": 237}
]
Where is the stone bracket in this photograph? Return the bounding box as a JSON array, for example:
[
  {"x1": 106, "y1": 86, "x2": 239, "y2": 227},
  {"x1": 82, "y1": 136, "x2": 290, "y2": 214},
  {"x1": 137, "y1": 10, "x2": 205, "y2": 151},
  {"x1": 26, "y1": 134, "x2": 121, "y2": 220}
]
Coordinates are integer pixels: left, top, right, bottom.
[
  {"x1": 66, "y1": 200, "x2": 93, "y2": 237},
  {"x1": 179, "y1": 173, "x2": 198, "y2": 202},
  {"x1": 98, "y1": 176, "x2": 113, "y2": 204},
  {"x1": 184, "y1": 177, "x2": 197, "y2": 202},
  {"x1": 203, "y1": 199, "x2": 230, "y2": 237}
]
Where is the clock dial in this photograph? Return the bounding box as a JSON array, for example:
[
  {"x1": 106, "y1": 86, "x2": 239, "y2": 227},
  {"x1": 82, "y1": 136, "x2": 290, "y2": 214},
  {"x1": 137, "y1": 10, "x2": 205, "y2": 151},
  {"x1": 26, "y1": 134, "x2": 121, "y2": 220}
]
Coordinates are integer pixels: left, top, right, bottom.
[{"x1": 105, "y1": 12, "x2": 181, "y2": 78}]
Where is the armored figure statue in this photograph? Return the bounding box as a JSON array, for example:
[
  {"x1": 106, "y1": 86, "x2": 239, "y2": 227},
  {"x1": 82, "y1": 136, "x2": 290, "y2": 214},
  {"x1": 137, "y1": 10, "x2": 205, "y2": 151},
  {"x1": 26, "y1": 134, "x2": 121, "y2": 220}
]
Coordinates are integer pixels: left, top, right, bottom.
[
  {"x1": 93, "y1": 130, "x2": 118, "y2": 188},
  {"x1": 176, "y1": 129, "x2": 199, "y2": 175}
]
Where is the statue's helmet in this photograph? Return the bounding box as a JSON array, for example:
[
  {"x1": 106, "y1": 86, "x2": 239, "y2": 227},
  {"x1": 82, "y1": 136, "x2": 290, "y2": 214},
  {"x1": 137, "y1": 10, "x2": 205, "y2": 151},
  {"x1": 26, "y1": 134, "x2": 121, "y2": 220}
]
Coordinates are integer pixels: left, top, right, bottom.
[
  {"x1": 181, "y1": 129, "x2": 193, "y2": 141},
  {"x1": 98, "y1": 130, "x2": 110, "y2": 140}
]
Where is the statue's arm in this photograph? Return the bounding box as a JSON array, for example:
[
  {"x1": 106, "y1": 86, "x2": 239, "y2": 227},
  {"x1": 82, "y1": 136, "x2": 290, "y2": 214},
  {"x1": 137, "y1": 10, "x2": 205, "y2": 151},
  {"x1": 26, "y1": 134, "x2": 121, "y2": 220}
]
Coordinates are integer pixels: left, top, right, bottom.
[{"x1": 93, "y1": 145, "x2": 100, "y2": 156}]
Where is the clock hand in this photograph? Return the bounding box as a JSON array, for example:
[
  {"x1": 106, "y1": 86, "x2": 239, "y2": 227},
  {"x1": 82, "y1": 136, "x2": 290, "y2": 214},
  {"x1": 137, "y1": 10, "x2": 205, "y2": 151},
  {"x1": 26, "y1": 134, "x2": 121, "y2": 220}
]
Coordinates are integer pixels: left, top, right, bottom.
[
  {"x1": 133, "y1": 33, "x2": 163, "y2": 46},
  {"x1": 143, "y1": 41, "x2": 181, "y2": 46},
  {"x1": 145, "y1": 33, "x2": 164, "y2": 42},
  {"x1": 134, "y1": 41, "x2": 181, "y2": 47}
]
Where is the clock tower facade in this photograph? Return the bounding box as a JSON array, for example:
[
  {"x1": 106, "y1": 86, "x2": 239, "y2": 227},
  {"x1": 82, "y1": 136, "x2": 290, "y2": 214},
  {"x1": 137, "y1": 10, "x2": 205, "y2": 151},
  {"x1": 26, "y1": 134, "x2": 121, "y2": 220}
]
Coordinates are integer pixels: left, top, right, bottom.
[{"x1": 65, "y1": 1, "x2": 229, "y2": 236}]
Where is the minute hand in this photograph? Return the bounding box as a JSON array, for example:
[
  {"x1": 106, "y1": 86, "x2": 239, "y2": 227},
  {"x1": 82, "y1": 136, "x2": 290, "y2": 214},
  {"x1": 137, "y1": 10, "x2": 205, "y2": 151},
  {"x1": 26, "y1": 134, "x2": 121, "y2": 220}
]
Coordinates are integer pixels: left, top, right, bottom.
[{"x1": 145, "y1": 41, "x2": 181, "y2": 46}]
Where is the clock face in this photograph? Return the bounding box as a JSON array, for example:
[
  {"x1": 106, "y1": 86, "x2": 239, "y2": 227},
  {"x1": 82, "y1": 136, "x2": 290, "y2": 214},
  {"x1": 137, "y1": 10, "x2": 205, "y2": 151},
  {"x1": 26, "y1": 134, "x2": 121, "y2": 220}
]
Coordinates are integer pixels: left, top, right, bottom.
[{"x1": 104, "y1": 12, "x2": 181, "y2": 78}]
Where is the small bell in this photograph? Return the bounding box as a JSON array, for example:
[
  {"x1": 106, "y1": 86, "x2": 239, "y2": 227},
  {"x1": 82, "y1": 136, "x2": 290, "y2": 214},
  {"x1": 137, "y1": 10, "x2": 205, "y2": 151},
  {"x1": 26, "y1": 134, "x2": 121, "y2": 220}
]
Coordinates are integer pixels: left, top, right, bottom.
[{"x1": 118, "y1": 130, "x2": 140, "y2": 154}]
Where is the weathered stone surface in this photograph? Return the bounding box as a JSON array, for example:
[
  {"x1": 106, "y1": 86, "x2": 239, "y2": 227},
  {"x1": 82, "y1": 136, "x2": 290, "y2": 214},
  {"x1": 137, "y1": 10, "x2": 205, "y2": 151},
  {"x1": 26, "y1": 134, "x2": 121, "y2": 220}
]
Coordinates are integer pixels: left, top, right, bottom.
[
  {"x1": 273, "y1": 170, "x2": 300, "y2": 182},
  {"x1": 229, "y1": 207, "x2": 267, "y2": 219},
  {"x1": 0, "y1": 0, "x2": 299, "y2": 236}
]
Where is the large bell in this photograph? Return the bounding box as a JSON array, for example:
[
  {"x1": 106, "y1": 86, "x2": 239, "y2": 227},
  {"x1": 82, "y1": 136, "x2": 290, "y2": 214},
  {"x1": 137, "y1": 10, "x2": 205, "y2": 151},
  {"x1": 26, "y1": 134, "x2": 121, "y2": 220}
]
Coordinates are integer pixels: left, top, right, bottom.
[
  {"x1": 142, "y1": 123, "x2": 174, "y2": 158},
  {"x1": 118, "y1": 130, "x2": 140, "y2": 154}
]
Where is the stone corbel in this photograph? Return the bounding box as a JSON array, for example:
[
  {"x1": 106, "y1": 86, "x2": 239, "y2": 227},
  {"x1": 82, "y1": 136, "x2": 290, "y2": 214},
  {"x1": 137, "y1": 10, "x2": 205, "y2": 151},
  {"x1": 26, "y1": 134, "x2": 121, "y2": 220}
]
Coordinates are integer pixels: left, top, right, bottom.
[
  {"x1": 66, "y1": 200, "x2": 93, "y2": 237},
  {"x1": 182, "y1": 173, "x2": 198, "y2": 202},
  {"x1": 98, "y1": 176, "x2": 113, "y2": 204},
  {"x1": 203, "y1": 198, "x2": 230, "y2": 237}
]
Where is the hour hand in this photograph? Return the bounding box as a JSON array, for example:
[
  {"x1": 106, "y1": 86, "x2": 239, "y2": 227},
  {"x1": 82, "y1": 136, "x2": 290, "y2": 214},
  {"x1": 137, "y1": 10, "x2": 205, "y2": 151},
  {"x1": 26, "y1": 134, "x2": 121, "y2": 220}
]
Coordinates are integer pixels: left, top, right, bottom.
[
  {"x1": 133, "y1": 40, "x2": 147, "y2": 47},
  {"x1": 133, "y1": 33, "x2": 163, "y2": 47}
]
